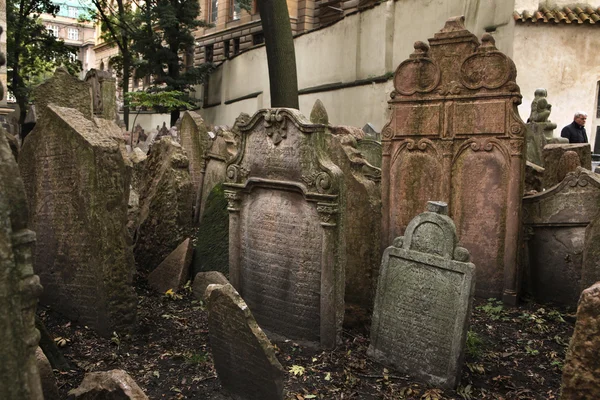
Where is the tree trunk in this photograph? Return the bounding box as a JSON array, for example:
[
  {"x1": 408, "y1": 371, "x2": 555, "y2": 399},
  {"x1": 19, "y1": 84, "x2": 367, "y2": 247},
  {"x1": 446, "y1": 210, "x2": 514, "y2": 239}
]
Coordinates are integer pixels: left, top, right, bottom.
[
  {"x1": 257, "y1": 0, "x2": 299, "y2": 109},
  {"x1": 117, "y1": 0, "x2": 130, "y2": 131}
]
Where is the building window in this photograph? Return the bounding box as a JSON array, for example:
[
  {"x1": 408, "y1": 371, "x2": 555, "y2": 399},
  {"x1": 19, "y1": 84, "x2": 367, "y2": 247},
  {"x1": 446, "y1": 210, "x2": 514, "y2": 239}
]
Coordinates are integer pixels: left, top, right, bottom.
[
  {"x1": 252, "y1": 32, "x2": 264, "y2": 45},
  {"x1": 223, "y1": 39, "x2": 230, "y2": 59},
  {"x1": 205, "y1": 44, "x2": 214, "y2": 63},
  {"x1": 233, "y1": 37, "x2": 240, "y2": 55},
  {"x1": 229, "y1": 0, "x2": 240, "y2": 20},
  {"x1": 68, "y1": 6, "x2": 79, "y2": 18},
  {"x1": 47, "y1": 25, "x2": 59, "y2": 37},
  {"x1": 208, "y1": 0, "x2": 218, "y2": 23},
  {"x1": 67, "y1": 28, "x2": 79, "y2": 40}
]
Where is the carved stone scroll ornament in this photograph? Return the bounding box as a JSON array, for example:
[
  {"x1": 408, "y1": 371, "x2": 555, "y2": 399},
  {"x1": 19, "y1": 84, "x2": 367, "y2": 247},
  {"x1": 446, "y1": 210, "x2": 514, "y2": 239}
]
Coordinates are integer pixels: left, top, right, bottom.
[
  {"x1": 460, "y1": 34, "x2": 516, "y2": 90},
  {"x1": 264, "y1": 109, "x2": 288, "y2": 145},
  {"x1": 393, "y1": 41, "x2": 441, "y2": 96}
]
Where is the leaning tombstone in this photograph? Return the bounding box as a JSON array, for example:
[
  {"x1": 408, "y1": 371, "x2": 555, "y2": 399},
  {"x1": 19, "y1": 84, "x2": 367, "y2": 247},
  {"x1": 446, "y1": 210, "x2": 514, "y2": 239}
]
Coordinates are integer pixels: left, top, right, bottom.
[
  {"x1": 560, "y1": 282, "x2": 600, "y2": 399},
  {"x1": 381, "y1": 17, "x2": 525, "y2": 303},
  {"x1": 522, "y1": 168, "x2": 600, "y2": 307},
  {"x1": 206, "y1": 283, "x2": 285, "y2": 400},
  {"x1": 134, "y1": 137, "x2": 194, "y2": 271},
  {"x1": 0, "y1": 127, "x2": 44, "y2": 399},
  {"x1": 356, "y1": 137, "x2": 382, "y2": 168},
  {"x1": 19, "y1": 105, "x2": 137, "y2": 336},
  {"x1": 32, "y1": 68, "x2": 93, "y2": 121},
  {"x1": 224, "y1": 108, "x2": 345, "y2": 349},
  {"x1": 368, "y1": 201, "x2": 475, "y2": 389}
]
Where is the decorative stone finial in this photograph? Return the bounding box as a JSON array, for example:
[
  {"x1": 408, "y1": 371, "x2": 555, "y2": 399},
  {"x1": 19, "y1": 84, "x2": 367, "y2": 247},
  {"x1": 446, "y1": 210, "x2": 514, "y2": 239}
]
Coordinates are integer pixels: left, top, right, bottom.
[
  {"x1": 426, "y1": 201, "x2": 448, "y2": 215},
  {"x1": 310, "y1": 99, "x2": 329, "y2": 125}
]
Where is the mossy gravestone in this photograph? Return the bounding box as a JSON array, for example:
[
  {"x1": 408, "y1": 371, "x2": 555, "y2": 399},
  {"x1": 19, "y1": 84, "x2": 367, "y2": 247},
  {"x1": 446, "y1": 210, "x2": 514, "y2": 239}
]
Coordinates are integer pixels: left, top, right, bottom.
[
  {"x1": 192, "y1": 183, "x2": 229, "y2": 277},
  {"x1": 19, "y1": 105, "x2": 136, "y2": 337},
  {"x1": 368, "y1": 201, "x2": 475, "y2": 389},
  {"x1": 206, "y1": 283, "x2": 284, "y2": 400}
]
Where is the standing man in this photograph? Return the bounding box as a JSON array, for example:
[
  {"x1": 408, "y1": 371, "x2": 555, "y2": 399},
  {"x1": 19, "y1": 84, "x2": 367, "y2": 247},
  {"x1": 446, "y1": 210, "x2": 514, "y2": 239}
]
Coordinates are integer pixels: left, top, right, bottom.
[{"x1": 561, "y1": 111, "x2": 588, "y2": 143}]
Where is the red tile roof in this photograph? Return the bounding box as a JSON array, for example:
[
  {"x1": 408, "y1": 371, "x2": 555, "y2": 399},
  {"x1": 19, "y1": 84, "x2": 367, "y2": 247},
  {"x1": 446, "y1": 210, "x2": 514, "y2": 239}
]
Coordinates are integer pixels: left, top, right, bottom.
[{"x1": 514, "y1": 6, "x2": 600, "y2": 24}]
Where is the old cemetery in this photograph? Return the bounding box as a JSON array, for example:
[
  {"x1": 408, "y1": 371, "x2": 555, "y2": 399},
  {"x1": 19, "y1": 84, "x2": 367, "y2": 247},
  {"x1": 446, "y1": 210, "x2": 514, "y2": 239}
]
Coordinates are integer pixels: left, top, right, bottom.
[{"x1": 4, "y1": 17, "x2": 600, "y2": 400}]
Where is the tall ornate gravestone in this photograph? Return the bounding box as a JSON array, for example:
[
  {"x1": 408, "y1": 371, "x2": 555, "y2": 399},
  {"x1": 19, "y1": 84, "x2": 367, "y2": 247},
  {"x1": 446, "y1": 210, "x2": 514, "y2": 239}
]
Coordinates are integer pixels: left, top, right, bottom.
[
  {"x1": 0, "y1": 129, "x2": 44, "y2": 399},
  {"x1": 381, "y1": 16, "x2": 526, "y2": 302},
  {"x1": 19, "y1": 105, "x2": 137, "y2": 336},
  {"x1": 525, "y1": 88, "x2": 566, "y2": 166},
  {"x1": 522, "y1": 168, "x2": 600, "y2": 307},
  {"x1": 179, "y1": 111, "x2": 211, "y2": 219},
  {"x1": 224, "y1": 108, "x2": 345, "y2": 349},
  {"x1": 368, "y1": 201, "x2": 475, "y2": 389}
]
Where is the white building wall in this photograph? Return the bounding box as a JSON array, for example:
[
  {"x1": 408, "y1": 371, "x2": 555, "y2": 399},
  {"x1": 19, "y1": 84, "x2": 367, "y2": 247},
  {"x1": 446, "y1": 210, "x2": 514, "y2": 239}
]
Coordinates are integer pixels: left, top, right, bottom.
[{"x1": 202, "y1": 0, "x2": 518, "y2": 131}]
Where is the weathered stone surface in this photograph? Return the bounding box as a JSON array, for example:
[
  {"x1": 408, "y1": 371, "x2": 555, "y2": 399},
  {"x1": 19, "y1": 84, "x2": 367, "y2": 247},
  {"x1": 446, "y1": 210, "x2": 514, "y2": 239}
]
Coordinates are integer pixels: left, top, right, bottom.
[
  {"x1": 206, "y1": 283, "x2": 284, "y2": 400},
  {"x1": 524, "y1": 161, "x2": 544, "y2": 194},
  {"x1": 194, "y1": 123, "x2": 240, "y2": 223},
  {"x1": 36, "y1": 347, "x2": 59, "y2": 400},
  {"x1": 525, "y1": 88, "x2": 566, "y2": 167},
  {"x1": 0, "y1": 127, "x2": 44, "y2": 399},
  {"x1": 327, "y1": 125, "x2": 381, "y2": 315},
  {"x1": 134, "y1": 137, "x2": 194, "y2": 271},
  {"x1": 224, "y1": 108, "x2": 345, "y2": 348},
  {"x1": 560, "y1": 282, "x2": 600, "y2": 399},
  {"x1": 179, "y1": 111, "x2": 211, "y2": 213},
  {"x1": 381, "y1": 17, "x2": 525, "y2": 302},
  {"x1": 33, "y1": 68, "x2": 93, "y2": 121},
  {"x1": 193, "y1": 271, "x2": 229, "y2": 300},
  {"x1": 543, "y1": 143, "x2": 592, "y2": 188},
  {"x1": 309, "y1": 99, "x2": 329, "y2": 124},
  {"x1": 148, "y1": 238, "x2": 193, "y2": 293},
  {"x1": 368, "y1": 201, "x2": 475, "y2": 389},
  {"x1": 68, "y1": 370, "x2": 148, "y2": 399},
  {"x1": 522, "y1": 168, "x2": 600, "y2": 307},
  {"x1": 356, "y1": 138, "x2": 382, "y2": 168},
  {"x1": 84, "y1": 69, "x2": 116, "y2": 121},
  {"x1": 19, "y1": 105, "x2": 136, "y2": 336},
  {"x1": 192, "y1": 184, "x2": 229, "y2": 277}
]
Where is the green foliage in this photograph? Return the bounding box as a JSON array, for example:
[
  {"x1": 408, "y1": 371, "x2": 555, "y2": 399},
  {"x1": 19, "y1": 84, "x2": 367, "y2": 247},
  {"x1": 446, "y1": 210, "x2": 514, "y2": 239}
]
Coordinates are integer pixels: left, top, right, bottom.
[
  {"x1": 126, "y1": 90, "x2": 194, "y2": 112},
  {"x1": 7, "y1": 0, "x2": 81, "y2": 121},
  {"x1": 185, "y1": 351, "x2": 209, "y2": 365},
  {"x1": 477, "y1": 298, "x2": 506, "y2": 321},
  {"x1": 465, "y1": 330, "x2": 483, "y2": 358}
]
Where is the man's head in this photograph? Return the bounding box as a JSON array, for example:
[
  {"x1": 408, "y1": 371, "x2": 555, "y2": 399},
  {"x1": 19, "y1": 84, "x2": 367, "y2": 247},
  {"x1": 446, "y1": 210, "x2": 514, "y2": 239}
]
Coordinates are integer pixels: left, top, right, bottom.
[{"x1": 574, "y1": 111, "x2": 587, "y2": 127}]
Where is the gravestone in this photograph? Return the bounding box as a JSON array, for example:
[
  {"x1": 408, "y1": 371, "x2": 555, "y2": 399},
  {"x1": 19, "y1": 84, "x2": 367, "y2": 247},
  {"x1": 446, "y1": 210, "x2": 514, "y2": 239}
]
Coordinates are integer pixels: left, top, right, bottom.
[
  {"x1": 134, "y1": 137, "x2": 194, "y2": 271},
  {"x1": 19, "y1": 105, "x2": 137, "y2": 336},
  {"x1": 206, "y1": 283, "x2": 285, "y2": 400},
  {"x1": 368, "y1": 201, "x2": 475, "y2": 389},
  {"x1": 0, "y1": 128, "x2": 44, "y2": 399},
  {"x1": 84, "y1": 69, "x2": 116, "y2": 120},
  {"x1": 542, "y1": 143, "x2": 592, "y2": 188},
  {"x1": 179, "y1": 111, "x2": 212, "y2": 217},
  {"x1": 224, "y1": 108, "x2": 345, "y2": 348},
  {"x1": 356, "y1": 138, "x2": 382, "y2": 168},
  {"x1": 525, "y1": 88, "x2": 566, "y2": 166},
  {"x1": 33, "y1": 68, "x2": 93, "y2": 121},
  {"x1": 147, "y1": 238, "x2": 193, "y2": 294},
  {"x1": 560, "y1": 282, "x2": 600, "y2": 399},
  {"x1": 192, "y1": 271, "x2": 229, "y2": 301},
  {"x1": 326, "y1": 124, "x2": 381, "y2": 313},
  {"x1": 381, "y1": 17, "x2": 526, "y2": 302},
  {"x1": 522, "y1": 168, "x2": 600, "y2": 307},
  {"x1": 68, "y1": 370, "x2": 148, "y2": 399}
]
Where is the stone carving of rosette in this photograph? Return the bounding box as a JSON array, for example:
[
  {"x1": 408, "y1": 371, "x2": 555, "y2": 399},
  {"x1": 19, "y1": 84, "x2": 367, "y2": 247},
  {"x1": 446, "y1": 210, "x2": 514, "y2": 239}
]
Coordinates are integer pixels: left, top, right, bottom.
[{"x1": 393, "y1": 41, "x2": 441, "y2": 96}]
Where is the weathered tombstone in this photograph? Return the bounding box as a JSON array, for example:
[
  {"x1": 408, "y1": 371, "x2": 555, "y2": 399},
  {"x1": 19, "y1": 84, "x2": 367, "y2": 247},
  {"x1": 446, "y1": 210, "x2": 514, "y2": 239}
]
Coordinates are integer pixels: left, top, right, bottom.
[
  {"x1": 309, "y1": 99, "x2": 328, "y2": 124},
  {"x1": 147, "y1": 238, "x2": 193, "y2": 294},
  {"x1": 33, "y1": 68, "x2": 93, "y2": 121},
  {"x1": 68, "y1": 370, "x2": 149, "y2": 400},
  {"x1": 224, "y1": 108, "x2": 345, "y2": 348},
  {"x1": 362, "y1": 122, "x2": 380, "y2": 141},
  {"x1": 192, "y1": 184, "x2": 229, "y2": 277},
  {"x1": 19, "y1": 105, "x2": 137, "y2": 336},
  {"x1": 157, "y1": 121, "x2": 169, "y2": 137},
  {"x1": 192, "y1": 271, "x2": 229, "y2": 300},
  {"x1": 179, "y1": 111, "x2": 212, "y2": 216},
  {"x1": 522, "y1": 168, "x2": 600, "y2": 307},
  {"x1": 0, "y1": 128, "x2": 44, "y2": 399},
  {"x1": 524, "y1": 161, "x2": 544, "y2": 194},
  {"x1": 525, "y1": 88, "x2": 566, "y2": 166},
  {"x1": 84, "y1": 69, "x2": 117, "y2": 121},
  {"x1": 36, "y1": 347, "x2": 59, "y2": 400},
  {"x1": 326, "y1": 124, "x2": 381, "y2": 314},
  {"x1": 206, "y1": 283, "x2": 285, "y2": 400},
  {"x1": 542, "y1": 143, "x2": 592, "y2": 188},
  {"x1": 134, "y1": 137, "x2": 194, "y2": 271},
  {"x1": 381, "y1": 17, "x2": 526, "y2": 302},
  {"x1": 356, "y1": 138, "x2": 382, "y2": 168},
  {"x1": 368, "y1": 201, "x2": 475, "y2": 389},
  {"x1": 560, "y1": 282, "x2": 600, "y2": 399}
]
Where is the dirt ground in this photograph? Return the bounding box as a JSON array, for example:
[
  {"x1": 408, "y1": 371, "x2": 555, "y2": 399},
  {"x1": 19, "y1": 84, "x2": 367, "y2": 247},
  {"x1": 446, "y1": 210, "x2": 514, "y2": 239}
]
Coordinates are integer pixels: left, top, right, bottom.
[{"x1": 41, "y1": 275, "x2": 575, "y2": 400}]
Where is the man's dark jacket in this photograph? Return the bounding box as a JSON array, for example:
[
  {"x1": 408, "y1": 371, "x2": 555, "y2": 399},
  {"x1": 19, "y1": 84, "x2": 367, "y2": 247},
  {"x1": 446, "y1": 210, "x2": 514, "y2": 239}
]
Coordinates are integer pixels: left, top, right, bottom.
[{"x1": 561, "y1": 121, "x2": 588, "y2": 143}]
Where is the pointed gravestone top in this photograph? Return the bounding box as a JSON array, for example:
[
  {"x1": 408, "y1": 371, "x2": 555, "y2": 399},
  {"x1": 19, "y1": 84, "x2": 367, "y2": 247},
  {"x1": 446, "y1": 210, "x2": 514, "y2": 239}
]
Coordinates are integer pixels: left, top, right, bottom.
[{"x1": 310, "y1": 99, "x2": 329, "y2": 125}]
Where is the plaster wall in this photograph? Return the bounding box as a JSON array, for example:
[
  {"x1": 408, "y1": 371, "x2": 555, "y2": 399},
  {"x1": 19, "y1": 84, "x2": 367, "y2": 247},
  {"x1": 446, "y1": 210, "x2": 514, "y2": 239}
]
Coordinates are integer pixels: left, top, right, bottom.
[
  {"x1": 514, "y1": 23, "x2": 600, "y2": 150},
  {"x1": 201, "y1": 0, "x2": 517, "y2": 130},
  {"x1": 118, "y1": 111, "x2": 171, "y2": 133}
]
